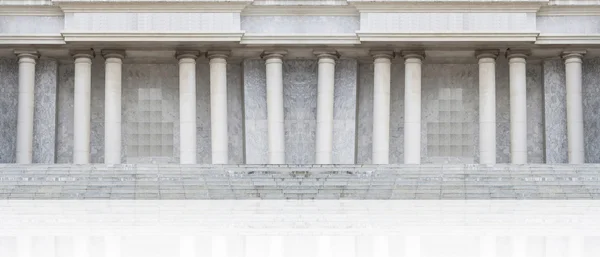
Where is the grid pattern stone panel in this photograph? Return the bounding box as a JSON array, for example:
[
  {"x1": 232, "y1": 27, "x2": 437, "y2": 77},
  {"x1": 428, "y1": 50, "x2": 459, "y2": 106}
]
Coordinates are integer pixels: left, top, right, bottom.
[{"x1": 427, "y1": 88, "x2": 474, "y2": 159}]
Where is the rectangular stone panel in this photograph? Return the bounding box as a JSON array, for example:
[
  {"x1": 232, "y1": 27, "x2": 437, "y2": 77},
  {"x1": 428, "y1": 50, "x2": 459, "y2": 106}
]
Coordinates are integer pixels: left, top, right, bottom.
[
  {"x1": 0, "y1": 59, "x2": 18, "y2": 163},
  {"x1": 33, "y1": 59, "x2": 58, "y2": 163},
  {"x1": 543, "y1": 59, "x2": 568, "y2": 164}
]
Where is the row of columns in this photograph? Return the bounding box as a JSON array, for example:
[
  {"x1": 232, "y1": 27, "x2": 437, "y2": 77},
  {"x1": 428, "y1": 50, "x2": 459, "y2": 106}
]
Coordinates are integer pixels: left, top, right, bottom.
[
  {"x1": 13, "y1": 49, "x2": 587, "y2": 164},
  {"x1": 369, "y1": 49, "x2": 587, "y2": 164}
]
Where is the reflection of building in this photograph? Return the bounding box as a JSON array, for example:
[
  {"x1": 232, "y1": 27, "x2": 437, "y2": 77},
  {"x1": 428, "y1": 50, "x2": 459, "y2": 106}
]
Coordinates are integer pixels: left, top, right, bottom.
[{"x1": 1, "y1": 0, "x2": 600, "y2": 166}]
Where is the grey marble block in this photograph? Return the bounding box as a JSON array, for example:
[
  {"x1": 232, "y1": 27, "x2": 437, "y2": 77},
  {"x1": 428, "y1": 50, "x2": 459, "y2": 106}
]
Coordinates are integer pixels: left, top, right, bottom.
[
  {"x1": 496, "y1": 59, "x2": 511, "y2": 164},
  {"x1": 284, "y1": 59, "x2": 318, "y2": 164},
  {"x1": 356, "y1": 62, "x2": 373, "y2": 164},
  {"x1": 55, "y1": 63, "x2": 74, "y2": 163},
  {"x1": 33, "y1": 59, "x2": 58, "y2": 163},
  {"x1": 196, "y1": 61, "x2": 211, "y2": 164},
  {"x1": 228, "y1": 63, "x2": 245, "y2": 164},
  {"x1": 333, "y1": 59, "x2": 358, "y2": 164},
  {"x1": 390, "y1": 62, "x2": 405, "y2": 164},
  {"x1": 583, "y1": 58, "x2": 600, "y2": 163},
  {"x1": 243, "y1": 59, "x2": 268, "y2": 164},
  {"x1": 543, "y1": 59, "x2": 568, "y2": 164},
  {"x1": 0, "y1": 59, "x2": 18, "y2": 163},
  {"x1": 526, "y1": 63, "x2": 545, "y2": 164}
]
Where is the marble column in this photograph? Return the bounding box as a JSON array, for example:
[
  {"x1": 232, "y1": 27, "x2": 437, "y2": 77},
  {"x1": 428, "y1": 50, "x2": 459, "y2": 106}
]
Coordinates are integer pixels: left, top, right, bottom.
[
  {"x1": 562, "y1": 50, "x2": 586, "y2": 164},
  {"x1": 402, "y1": 51, "x2": 425, "y2": 164},
  {"x1": 371, "y1": 50, "x2": 394, "y2": 164},
  {"x1": 176, "y1": 51, "x2": 200, "y2": 164},
  {"x1": 262, "y1": 50, "x2": 287, "y2": 164},
  {"x1": 102, "y1": 50, "x2": 125, "y2": 164},
  {"x1": 207, "y1": 51, "x2": 230, "y2": 164},
  {"x1": 507, "y1": 50, "x2": 529, "y2": 164},
  {"x1": 476, "y1": 50, "x2": 499, "y2": 165},
  {"x1": 14, "y1": 50, "x2": 39, "y2": 164},
  {"x1": 71, "y1": 50, "x2": 95, "y2": 164},
  {"x1": 314, "y1": 50, "x2": 339, "y2": 164}
]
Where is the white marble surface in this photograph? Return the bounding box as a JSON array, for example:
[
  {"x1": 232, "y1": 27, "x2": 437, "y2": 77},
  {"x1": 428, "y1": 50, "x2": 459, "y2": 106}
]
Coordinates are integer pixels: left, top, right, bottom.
[
  {"x1": 356, "y1": 62, "x2": 373, "y2": 164},
  {"x1": 64, "y1": 12, "x2": 241, "y2": 32},
  {"x1": 0, "y1": 59, "x2": 18, "y2": 163},
  {"x1": 537, "y1": 16, "x2": 600, "y2": 34},
  {"x1": 241, "y1": 16, "x2": 359, "y2": 34},
  {"x1": 359, "y1": 12, "x2": 536, "y2": 32},
  {"x1": 0, "y1": 16, "x2": 63, "y2": 34},
  {"x1": 243, "y1": 59, "x2": 269, "y2": 164}
]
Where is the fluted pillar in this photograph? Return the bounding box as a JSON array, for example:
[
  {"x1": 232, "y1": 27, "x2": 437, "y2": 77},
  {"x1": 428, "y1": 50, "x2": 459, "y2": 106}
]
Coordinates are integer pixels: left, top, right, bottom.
[
  {"x1": 14, "y1": 50, "x2": 39, "y2": 164},
  {"x1": 507, "y1": 50, "x2": 529, "y2": 164},
  {"x1": 476, "y1": 50, "x2": 499, "y2": 164},
  {"x1": 371, "y1": 50, "x2": 393, "y2": 164},
  {"x1": 262, "y1": 50, "x2": 287, "y2": 164},
  {"x1": 562, "y1": 50, "x2": 586, "y2": 164},
  {"x1": 102, "y1": 50, "x2": 125, "y2": 164},
  {"x1": 72, "y1": 50, "x2": 95, "y2": 164},
  {"x1": 402, "y1": 51, "x2": 425, "y2": 164},
  {"x1": 208, "y1": 51, "x2": 230, "y2": 164},
  {"x1": 314, "y1": 50, "x2": 338, "y2": 164},
  {"x1": 177, "y1": 51, "x2": 200, "y2": 164}
]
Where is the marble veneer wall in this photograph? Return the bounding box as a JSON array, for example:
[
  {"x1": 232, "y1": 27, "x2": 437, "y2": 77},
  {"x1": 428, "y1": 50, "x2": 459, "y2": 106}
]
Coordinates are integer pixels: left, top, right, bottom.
[
  {"x1": 243, "y1": 59, "x2": 357, "y2": 164},
  {"x1": 55, "y1": 59, "x2": 244, "y2": 164},
  {"x1": 357, "y1": 59, "x2": 545, "y2": 164},
  {"x1": 0, "y1": 58, "x2": 58, "y2": 163},
  {"x1": 544, "y1": 58, "x2": 600, "y2": 164}
]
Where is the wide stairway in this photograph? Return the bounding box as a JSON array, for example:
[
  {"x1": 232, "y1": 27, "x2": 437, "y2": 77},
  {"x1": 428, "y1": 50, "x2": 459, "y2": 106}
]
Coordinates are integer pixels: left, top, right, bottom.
[{"x1": 0, "y1": 164, "x2": 599, "y2": 199}]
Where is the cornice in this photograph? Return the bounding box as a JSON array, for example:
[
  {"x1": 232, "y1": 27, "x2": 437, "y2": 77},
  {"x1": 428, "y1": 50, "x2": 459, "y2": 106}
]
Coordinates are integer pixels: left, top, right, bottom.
[
  {"x1": 240, "y1": 34, "x2": 360, "y2": 45},
  {"x1": 347, "y1": 0, "x2": 548, "y2": 13},
  {"x1": 53, "y1": 0, "x2": 253, "y2": 12},
  {"x1": 0, "y1": 34, "x2": 65, "y2": 45},
  {"x1": 242, "y1": 5, "x2": 358, "y2": 16},
  {"x1": 538, "y1": 6, "x2": 600, "y2": 16},
  {"x1": 356, "y1": 32, "x2": 540, "y2": 42},
  {"x1": 61, "y1": 32, "x2": 245, "y2": 42},
  {"x1": 536, "y1": 34, "x2": 600, "y2": 44},
  {"x1": 0, "y1": 5, "x2": 63, "y2": 15}
]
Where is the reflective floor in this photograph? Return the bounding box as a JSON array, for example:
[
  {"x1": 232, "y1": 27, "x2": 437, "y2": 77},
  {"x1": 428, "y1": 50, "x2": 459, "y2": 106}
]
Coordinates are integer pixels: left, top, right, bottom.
[{"x1": 0, "y1": 200, "x2": 599, "y2": 257}]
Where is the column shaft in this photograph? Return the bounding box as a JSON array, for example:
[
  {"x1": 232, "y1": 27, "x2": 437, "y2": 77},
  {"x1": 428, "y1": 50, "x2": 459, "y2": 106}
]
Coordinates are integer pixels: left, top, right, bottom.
[
  {"x1": 563, "y1": 51, "x2": 585, "y2": 164},
  {"x1": 314, "y1": 51, "x2": 338, "y2": 164},
  {"x1": 371, "y1": 51, "x2": 393, "y2": 164},
  {"x1": 177, "y1": 51, "x2": 200, "y2": 164},
  {"x1": 508, "y1": 52, "x2": 529, "y2": 164},
  {"x1": 72, "y1": 51, "x2": 94, "y2": 164},
  {"x1": 476, "y1": 50, "x2": 498, "y2": 164},
  {"x1": 15, "y1": 51, "x2": 38, "y2": 164},
  {"x1": 263, "y1": 51, "x2": 287, "y2": 164},
  {"x1": 208, "y1": 51, "x2": 229, "y2": 164},
  {"x1": 103, "y1": 50, "x2": 125, "y2": 164},
  {"x1": 403, "y1": 52, "x2": 424, "y2": 164}
]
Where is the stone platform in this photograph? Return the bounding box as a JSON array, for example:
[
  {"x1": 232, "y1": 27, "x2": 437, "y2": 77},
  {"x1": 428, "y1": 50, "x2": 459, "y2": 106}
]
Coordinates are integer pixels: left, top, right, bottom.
[{"x1": 0, "y1": 164, "x2": 599, "y2": 200}]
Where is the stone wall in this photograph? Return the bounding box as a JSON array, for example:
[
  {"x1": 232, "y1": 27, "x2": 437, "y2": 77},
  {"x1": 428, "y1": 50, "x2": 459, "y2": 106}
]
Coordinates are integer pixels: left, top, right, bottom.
[{"x1": 56, "y1": 60, "x2": 244, "y2": 164}]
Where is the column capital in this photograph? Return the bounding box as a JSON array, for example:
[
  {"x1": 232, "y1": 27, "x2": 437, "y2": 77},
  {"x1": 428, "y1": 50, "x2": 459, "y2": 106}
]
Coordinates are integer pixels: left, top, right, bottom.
[
  {"x1": 261, "y1": 50, "x2": 287, "y2": 60},
  {"x1": 475, "y1": 49, "x2": 499, "y2": 60},
  {"x1": 562, "y1": 50, "x2": 586, "y2": 61},
  {"x1": 401, "y1": 50, "x2": 425, "y2": 62},
  {"x1": 313, "y1": 49, "x2": 339, "y2": 60},
  {"x1": 70, "y1": 49, "x2": 95, "y2": 60},
  {"x1": 14, "y1": 49, "x2": 39, "y2": 60},
  {"x1": 101, "y1": 49, "x2": 126, "y2": 60},
  {"x1": 176, "y1": 50, "x2": 201, "y2": 60},
  {"x1": 506, "y1": 49, "x2": 531, "y2": 60},
  {"x1": 206, "y1": 50, "x2": 230, "y2": 60},
  {"x1": 370, "y1": 50, "x2": 394, "y2": 60}
]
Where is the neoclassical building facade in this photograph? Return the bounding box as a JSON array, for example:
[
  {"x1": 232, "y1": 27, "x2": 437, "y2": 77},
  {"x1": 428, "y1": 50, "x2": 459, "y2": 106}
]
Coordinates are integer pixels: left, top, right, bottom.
[{"x1": 1, "y1": 0, "x2": 600, "y2": 165}]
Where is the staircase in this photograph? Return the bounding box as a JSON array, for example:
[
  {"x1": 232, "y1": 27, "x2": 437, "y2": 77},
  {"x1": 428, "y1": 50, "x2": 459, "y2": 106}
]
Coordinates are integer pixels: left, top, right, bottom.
[{"x1": 0, "y1": 164, "x2": 599, "y2": 199}]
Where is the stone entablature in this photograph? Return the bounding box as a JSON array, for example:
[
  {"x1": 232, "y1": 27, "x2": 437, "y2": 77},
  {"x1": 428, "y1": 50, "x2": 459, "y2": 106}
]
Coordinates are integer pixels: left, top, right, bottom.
[{"x1": 0, "y1": 0, "x2": 600, "y2": 45}]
